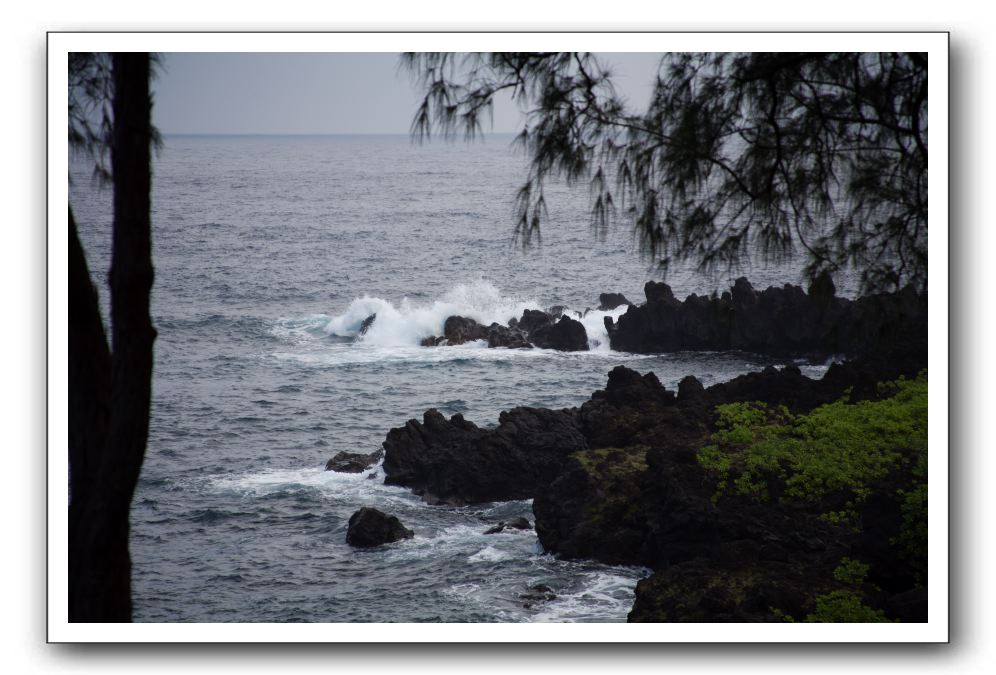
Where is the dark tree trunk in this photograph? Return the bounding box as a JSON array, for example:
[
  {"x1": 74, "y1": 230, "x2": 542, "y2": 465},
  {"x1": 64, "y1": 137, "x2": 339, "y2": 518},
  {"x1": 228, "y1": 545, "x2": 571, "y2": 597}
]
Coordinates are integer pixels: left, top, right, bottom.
[
  {"x1": 68, "y1": 53, "x2": 155, "y2": 622},
  {"x1": 68, "y1": 206, "x2": 112, "y2": 619}
]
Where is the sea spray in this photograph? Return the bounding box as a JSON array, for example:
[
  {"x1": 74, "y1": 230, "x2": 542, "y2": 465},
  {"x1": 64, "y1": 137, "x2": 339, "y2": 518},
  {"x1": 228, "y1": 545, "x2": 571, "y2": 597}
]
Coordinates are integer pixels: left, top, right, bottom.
[
  {"x1": 320, "y1": 281, "x2": 633, "y2": 351},
  {"x1": 324, "y1": 281, "x2": 541, "y2": 346},
  {"x1": 575, "y1": 305, "x2": 630, "y2": 352}
]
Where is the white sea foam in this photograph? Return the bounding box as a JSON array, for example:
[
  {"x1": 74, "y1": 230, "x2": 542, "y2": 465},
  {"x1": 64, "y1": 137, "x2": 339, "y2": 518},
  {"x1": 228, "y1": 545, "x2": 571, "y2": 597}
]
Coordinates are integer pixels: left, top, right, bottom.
[
  {"x1": 205, "y1": 465, "x2": 416, "y2": 506},
  {"x1": 276, "y1": 281, "x2": 638, "y2": 358},
  {"x1": 324, "y1": 281, "x2": 541, "y2": 347},
  {"x1": 574, "y1": 305, "x2": 630, "y2": 352},
  {"x1": 529, "y1": 568, "x2": 649, "y2": 623},
  {"x1": 467, "y1": 545, "x2": 514, "y2": 563}
]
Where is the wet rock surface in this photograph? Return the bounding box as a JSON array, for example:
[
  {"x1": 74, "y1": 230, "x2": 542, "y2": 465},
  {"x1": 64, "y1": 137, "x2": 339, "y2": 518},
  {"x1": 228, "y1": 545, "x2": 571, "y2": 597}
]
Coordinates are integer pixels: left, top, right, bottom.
[
  {"x1": 483, "y1": 517, "x2": 532, "y2": 535},
  {"x1": 420, "y1": 309, "x2": 590, "y2": 352},
  {"x1": 325, "y1": 449, "x2": 383, "y2": 473},
  {"x1": 345, "y1": 507, "x2": 414, "y2": 548}
]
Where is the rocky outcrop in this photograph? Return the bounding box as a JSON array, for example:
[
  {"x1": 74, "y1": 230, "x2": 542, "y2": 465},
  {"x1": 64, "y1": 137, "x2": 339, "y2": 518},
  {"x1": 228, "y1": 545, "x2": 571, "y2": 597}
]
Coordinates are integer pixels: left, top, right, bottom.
[
  {"x1": 531, "y1": 361, "x2": 927, "y2": 622},
  {"x1": 420, "y1": 310, "x2": 590, "y2": 351},
  {"x1": 443, "y1": 315, "x2": 489, "y2": 345},
  {"x1": 345, "y1": 507, "x2": 414, "y2": 547},
  {"x1": 382, "y1": 276, "x2": 929, "y2": 622},
  {"x1": 381, "y1": 406, "x2": 588, "y2": 505},
  {"x1": 529, "y1": 315, "x2": 589, "y2": 351},
  {"x1": 486, "y1": 323, "x2": 532, "y2": 349},
  {"x1": 605, "y1": 275, "x2": 926, "y2": 360},
  {"x1": 597, "y1": 292, "x2": 632, "y2": 311},
  {"x1": 325, "y1": 449, "x2": 383, "y2": 473},
  {"x1": 515, "y1": 309, "x2": 553, "y2": 334}
]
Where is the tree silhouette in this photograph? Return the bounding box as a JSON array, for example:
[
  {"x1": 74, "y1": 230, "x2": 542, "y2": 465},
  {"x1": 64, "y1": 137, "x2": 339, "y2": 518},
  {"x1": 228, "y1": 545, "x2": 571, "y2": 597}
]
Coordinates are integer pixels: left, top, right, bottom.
[
  {"x1": 404, "y1": 52, "x2": 927, "y2": 294},
  {"x1": 68, "y1": 52, "x2": 156, "y2": 622}
]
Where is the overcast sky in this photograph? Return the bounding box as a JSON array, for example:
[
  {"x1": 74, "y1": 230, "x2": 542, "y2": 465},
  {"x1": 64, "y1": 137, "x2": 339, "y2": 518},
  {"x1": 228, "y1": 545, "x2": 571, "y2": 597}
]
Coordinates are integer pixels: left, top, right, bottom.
[{"x1": 152, "y1": 52, "x2": 664, "y2": 135}]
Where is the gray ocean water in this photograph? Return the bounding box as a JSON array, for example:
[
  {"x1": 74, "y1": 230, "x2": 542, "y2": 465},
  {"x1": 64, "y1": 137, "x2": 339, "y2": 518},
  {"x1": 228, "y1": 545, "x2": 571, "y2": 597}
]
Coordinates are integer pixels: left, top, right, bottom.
[{"x1": 69, "y1": 134, "x2": 844, "y2": 622}]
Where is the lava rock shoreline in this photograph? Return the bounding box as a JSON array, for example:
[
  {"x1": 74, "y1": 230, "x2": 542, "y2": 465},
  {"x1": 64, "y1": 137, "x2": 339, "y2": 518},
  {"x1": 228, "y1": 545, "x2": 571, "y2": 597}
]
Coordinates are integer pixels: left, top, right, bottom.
[
  {"x1": 372, "y1": 277, "x2": 928, "y2": 622},
  {"x1": 409, "y1": 274, "x2": 925, "y2": 361},
  {"x1": 605, "y1": 274, "x2": 926, "y2": 360}
]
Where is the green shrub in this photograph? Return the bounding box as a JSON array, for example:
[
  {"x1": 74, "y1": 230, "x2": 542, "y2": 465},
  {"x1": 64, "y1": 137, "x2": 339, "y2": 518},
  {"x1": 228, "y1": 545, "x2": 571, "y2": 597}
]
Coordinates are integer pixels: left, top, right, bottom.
[
  {"x1": 833, "y1": 557, "x2": 871, "y2": 585},
  {"x1": 697, "y1": 373, "x2": 928, "y2": 522},
  {"x1": 805, "y1": 590, "x2": 894, "y2": 623}
]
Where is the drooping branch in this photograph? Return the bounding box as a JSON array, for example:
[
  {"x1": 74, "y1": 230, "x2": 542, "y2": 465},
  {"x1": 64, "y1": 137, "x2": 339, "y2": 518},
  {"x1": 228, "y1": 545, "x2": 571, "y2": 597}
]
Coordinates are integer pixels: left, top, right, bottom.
[{"x1": 405, "y1": 51, "x2": 928, "y2": 293}]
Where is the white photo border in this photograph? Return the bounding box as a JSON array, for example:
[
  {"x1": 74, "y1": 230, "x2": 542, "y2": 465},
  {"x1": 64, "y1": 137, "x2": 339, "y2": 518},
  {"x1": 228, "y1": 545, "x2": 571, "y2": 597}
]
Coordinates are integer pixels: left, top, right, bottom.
[{"x1": 48, "y1": 31, "x2": 949, "y2": 643}]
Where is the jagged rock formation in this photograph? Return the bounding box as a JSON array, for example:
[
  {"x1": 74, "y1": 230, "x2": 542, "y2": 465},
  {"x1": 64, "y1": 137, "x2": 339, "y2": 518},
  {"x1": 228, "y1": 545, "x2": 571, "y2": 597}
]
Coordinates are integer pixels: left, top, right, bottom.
[
  {"x1": 381, "y1": 277, "x2": 929, "y2": 622},
  {"x1": 381, "y1": 407, "x2": 588, "y2": 505},
  {"x1": 530, "y1": 361, "x2": 926, "y2": 622},
  {"x1": 420, "y1": 311, "x2": 589, "y2": 351},
  {"x1": 605, "y1": 275, "x2": 926, "y2": 360},
  {"x1": 597, "y1": 292, "x2": 632, "y2": 311}
]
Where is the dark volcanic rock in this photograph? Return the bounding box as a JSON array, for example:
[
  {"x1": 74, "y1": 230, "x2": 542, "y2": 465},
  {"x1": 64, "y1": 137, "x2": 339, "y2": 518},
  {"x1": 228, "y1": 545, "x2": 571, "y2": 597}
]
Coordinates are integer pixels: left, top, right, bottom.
[
  {"x1": 597, "y1": 292, "x2": 632, "y2": 311},
  {"x1": 443, "y1": 315, "x2": 489, "y2": 345},
  {"x1": 520, "y1": 583, "x2": 557, "y2": 608},
  {"x1": 529, "y1": 315, "x2": 589, "y2": 351},
  {"x1": 358, "y1": 313, "x2": 376, "y2": 336},
  {"x1": 486, "y1": 322, "x2": 532, "y2": 349},
  {"x1": 325, "y1": 449, "x2": 384, "y2": 473},
  {"x1": 628, "y1": 558, "x2": 837, "y2": 622},
  {"x1": 677, "y1": 375, "x2": 705, "y2": 403},
  {"x1": 420, "y1": 315, "x2": 492, "y2": 347},
  {"x1": 605, "y1": 276, "x2": 926, "y2": 361},
  {"x1": 345, "y1": 507, "x2": 414, "y2": 548},
  {"x1": 518, "y1": 309, "x2": 554, "y2": 335},
  {"x1": 421, "y1": 309, "x2": 593, "y2": 352},
  {"x1": 483, "y1": 517, "x2": 532, "y2": 535},
  {"x1": 506, "y1": 516, "x2": 532, "y2": 530},
  {"x1": 382, "y1": 407, "x2": 588, "y2": 505},
  {"x1": 643, "y1": 280, "x2": 680, "y2": 305},
  {"x1": 532, "y1": 360, "x2": 927, "y2": 622}
]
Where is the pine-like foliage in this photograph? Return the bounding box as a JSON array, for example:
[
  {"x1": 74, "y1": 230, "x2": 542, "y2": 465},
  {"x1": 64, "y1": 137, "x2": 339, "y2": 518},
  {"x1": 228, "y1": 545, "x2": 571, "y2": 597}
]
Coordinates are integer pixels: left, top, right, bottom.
[{"x1": 404, "y1": 52, "x2": 928, "y2": 293}]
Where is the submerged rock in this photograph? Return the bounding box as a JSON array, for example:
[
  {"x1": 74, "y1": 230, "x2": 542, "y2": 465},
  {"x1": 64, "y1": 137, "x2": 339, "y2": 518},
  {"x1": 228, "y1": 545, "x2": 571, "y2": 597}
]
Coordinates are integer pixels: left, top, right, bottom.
[
  {"x1": 345, "y1": 507, "x2": 414, "y2": 548},
  {"x1": 483, "y1": 517, "x2": 532, "y2": 535},
  {"x1": 520, "y1": 583, "x2": 557, "y2": 608},
  {"x1": 325, "y1": 449, "x2": 383, "y2": 473}
]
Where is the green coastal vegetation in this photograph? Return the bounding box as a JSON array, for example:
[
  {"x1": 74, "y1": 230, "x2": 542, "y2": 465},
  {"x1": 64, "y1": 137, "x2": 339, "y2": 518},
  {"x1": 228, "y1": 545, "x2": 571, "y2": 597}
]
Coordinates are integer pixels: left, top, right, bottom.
[
  {"x1": 699, "y1": 374, "x2": 926, "y2": 516},
  {"x1": 697, "y1": 373, "x2": 928, "y2": 620}
]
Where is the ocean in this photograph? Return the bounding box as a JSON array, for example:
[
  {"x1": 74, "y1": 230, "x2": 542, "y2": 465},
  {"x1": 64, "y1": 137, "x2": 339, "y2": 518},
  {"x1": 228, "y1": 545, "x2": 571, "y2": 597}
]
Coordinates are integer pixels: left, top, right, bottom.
[{"x1": 69, "y1": 134, "x2": 842, "y2": 622}]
